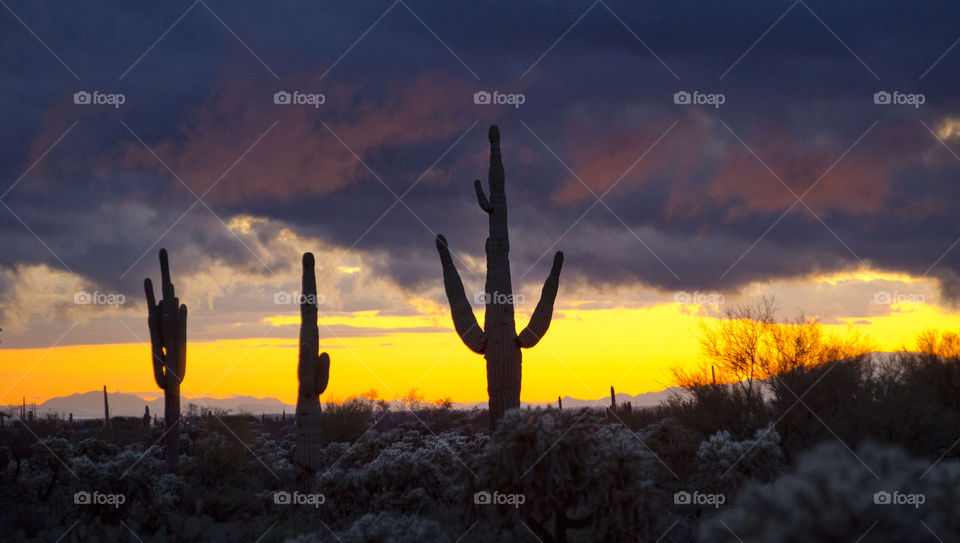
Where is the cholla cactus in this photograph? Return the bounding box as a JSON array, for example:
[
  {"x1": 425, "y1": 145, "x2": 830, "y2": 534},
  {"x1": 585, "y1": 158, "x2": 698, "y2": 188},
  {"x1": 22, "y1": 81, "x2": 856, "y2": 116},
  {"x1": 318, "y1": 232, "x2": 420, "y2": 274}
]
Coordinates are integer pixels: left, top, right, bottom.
[
  {"x1": 700, "y1": 441, "x2": 960, "y2": 542},
  {"x1": 695, "y1": 423, "x2": 782, "y2": 497},
  {"x1": 436, "y1": 125, "x2": 564, "y2": 429},
  {"x1": 294, "y1": 253, "x2": 330, "y2": 475},
  {"x1": 144, "y1": 248, "x2": 187, "y2": 473},
  {"x1": 475, "y1": 408, "x2": 668, "y2": 541}
]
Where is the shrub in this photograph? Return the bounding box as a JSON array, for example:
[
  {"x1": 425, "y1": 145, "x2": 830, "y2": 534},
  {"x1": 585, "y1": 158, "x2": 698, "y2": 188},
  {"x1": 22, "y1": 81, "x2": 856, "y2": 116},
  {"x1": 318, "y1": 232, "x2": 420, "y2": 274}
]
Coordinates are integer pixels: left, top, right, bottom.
[
  {"x1": 694, "y1": 423, "x2": 782, "y2": 496},
  {"x1": 699, "y1": 442, "x2": 960, "y2": 542},
  {"x1": 474, "y1": 408, "x2": 670, "y2": 542}
]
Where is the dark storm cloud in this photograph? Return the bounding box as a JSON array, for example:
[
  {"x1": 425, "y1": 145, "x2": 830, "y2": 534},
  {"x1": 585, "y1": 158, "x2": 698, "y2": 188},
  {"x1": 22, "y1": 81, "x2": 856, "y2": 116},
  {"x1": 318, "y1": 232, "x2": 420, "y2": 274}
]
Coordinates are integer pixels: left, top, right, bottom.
[{"x1": 4, "y1": 0, "x2": 960, "y2": 334}]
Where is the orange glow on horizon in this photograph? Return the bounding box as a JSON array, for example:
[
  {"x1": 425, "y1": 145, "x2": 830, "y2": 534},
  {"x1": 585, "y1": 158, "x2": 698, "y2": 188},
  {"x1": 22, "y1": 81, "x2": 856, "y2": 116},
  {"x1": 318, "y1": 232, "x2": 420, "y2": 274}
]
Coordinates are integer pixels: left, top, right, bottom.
[{"x1": 4, "y1": 298, "x2": 960, "y2": 407}]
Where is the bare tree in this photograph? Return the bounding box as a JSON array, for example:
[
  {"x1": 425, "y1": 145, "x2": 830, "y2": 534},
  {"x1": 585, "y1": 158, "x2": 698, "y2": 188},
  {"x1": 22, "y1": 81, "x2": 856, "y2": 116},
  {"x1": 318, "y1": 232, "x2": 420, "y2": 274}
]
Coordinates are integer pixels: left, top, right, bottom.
[
  {"x1": 915, "y1": 329, "x2": 960, "y2": 358},
  {"x1": 697, "y1": 297, "x2": 777, "y2": 409}
]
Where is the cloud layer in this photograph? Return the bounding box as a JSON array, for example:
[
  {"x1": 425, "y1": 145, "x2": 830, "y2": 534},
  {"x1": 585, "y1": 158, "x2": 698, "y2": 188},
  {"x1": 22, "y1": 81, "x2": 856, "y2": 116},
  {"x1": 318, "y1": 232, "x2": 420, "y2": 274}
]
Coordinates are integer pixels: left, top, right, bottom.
[{"x1": 3, "y1": 0, "x2": 960, "y2": 346}]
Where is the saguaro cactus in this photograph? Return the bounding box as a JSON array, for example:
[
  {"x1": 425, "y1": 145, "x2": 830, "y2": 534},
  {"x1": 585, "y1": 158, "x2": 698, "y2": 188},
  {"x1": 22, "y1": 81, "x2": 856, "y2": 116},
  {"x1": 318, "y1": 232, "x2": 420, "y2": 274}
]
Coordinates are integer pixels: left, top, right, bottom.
[
  {"x1": 436, "y1": 125, "x2": 564, "y2": 429},
  {"x1": 144, "y1": 248, "x2": 187, "y2": 474},
  {"x1": 606, "y1": 385, "x2": 632, "y2": 423},
  {"x1": 294, "y1": 253, "x2": 330, "y2": 476},
  {"x1": 103, "y1": 386, "x2": 110, "y2": 430}
]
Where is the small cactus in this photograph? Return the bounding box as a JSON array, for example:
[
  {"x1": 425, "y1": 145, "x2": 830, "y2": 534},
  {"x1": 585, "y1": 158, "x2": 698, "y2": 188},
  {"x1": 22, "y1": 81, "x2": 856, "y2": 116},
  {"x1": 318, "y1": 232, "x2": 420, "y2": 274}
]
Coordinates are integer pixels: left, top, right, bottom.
[
  {"x1": 436, "y1": 125, "x2": 564, "y2": 429},
  {"x1": 606, "y1": 386, "x2": 632, "y2": 423},
  {"x1": 294, "y1": 253, "x2": 330, "y2": 475},
  {"x1": 103, "y1": 386, "x2": 110, "y2": 431},
  {"x1": 144, "y1": 248, "x2": 188, "y2": 473}
]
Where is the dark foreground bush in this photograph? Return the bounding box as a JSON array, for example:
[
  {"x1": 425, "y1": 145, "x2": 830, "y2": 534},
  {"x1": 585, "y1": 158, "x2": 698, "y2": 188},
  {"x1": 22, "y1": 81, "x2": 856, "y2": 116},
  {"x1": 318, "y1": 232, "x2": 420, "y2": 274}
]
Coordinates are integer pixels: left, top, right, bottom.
[{"x1": 700, "y1": 441, "x2": 960, "y2": 542}]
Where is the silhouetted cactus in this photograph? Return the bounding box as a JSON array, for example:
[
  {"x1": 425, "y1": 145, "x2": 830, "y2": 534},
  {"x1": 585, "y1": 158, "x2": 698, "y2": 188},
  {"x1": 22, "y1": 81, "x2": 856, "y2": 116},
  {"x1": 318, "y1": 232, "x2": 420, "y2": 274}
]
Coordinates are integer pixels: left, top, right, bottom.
[
  {"x1": 103, "y1": 386, "x2": 110, "y2": 430},
  {"x1": 144, "y1": 248, "x2": 188, "y2": 473},
  {"x1": 436, "y1": 126, "x2": 564, "y2": 429},
  {"x1": 606, "y1": 385, "x2": 632, "y2": 423},
  {"x1": 294, "y1": 253, "x2": 330, "y2": 476}
]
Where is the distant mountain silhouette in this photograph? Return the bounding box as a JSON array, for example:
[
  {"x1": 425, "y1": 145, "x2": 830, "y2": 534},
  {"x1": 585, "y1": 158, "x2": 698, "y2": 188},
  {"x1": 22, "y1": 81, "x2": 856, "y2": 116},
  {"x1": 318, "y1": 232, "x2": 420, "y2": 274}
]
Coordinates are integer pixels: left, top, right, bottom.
[
  {"x1": 5, "y1": 391, "x2": 294, "y2": 419},
  {"x1": 4, "y1": 388, "x2": 679, "y2": 419}
]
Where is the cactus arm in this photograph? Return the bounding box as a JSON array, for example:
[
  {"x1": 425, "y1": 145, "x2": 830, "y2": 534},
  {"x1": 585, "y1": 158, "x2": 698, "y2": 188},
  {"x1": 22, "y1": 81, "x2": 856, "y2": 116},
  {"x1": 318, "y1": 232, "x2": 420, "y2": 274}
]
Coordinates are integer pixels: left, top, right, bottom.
[
  {"x1": 176, "y1": 304, "x2": 187, "y2": 381},
  {"x1": 316, "y1": 352, "x2": 330, "y2": 394},
  {"x1": 474, "y1": 179, "x2": 492, "y2": 213},
  {"x1": 160, "y1": 248, "x2": 173, "y2": 299},
  {"x1": 156, "y1": 248, "x2": 185, "y2": 385},
  {"x1": 160, "y1": 298, "x2": 182, "y2": 384},
  {"x1": 517, "y1": 251, "x2": 564, "y2": 348},
  {"x1": 436, "y1": 235, "x2": 487, "y2": 354},
  {"x1": 144, "y1": 278, "x2": 166, "y2": 389}
]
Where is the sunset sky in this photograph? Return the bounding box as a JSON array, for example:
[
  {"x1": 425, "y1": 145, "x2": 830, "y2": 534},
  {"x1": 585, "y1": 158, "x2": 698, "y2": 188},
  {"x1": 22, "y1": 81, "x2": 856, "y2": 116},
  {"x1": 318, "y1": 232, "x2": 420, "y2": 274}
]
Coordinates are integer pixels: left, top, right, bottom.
[{"x1": 3, "y1": 1, "x2": 960, "y2": 406}]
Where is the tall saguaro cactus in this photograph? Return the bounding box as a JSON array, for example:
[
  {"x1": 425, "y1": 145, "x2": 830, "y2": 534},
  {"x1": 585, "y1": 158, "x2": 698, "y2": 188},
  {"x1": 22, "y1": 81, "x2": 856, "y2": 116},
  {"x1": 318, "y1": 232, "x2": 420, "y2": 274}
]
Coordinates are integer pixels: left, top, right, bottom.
[
  {"x1": 436, "y1": 125, "x2": 564, "y2": 429},
  {"x1": 294, "y1": 253, "x2": 330, "y2": 477},
  {"x1": 144, "y1": 248, "x2": 187, "y2": 474}
]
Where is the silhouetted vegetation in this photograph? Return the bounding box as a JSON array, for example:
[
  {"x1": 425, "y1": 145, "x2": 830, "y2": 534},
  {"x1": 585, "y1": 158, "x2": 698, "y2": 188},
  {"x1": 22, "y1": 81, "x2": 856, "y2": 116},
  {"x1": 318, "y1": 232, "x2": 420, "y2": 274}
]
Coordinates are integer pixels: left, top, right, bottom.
[{"x1": 4, "y1": 298, "x2": 960, "y2": 541}]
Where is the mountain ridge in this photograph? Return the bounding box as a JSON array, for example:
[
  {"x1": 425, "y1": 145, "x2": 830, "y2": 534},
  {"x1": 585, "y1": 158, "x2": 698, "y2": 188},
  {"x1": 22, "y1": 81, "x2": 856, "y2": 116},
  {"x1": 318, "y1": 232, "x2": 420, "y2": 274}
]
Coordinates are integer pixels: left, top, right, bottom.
[{"x1": 2, "y1": 387, "x2": 682, "y2": 419}]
